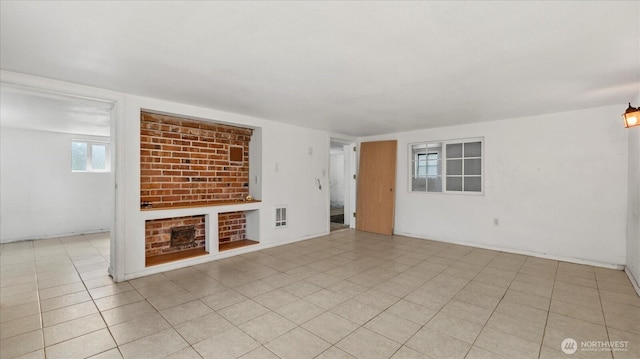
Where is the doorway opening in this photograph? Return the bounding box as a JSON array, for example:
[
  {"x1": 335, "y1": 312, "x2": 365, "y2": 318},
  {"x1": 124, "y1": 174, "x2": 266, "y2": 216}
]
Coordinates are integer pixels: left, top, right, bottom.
[
  {"x1": 0, "y1": 83, "x2": 115, "y2": 275},
  {"x1": 329, "y1": 139, "x2": 355, "y2": 232}
]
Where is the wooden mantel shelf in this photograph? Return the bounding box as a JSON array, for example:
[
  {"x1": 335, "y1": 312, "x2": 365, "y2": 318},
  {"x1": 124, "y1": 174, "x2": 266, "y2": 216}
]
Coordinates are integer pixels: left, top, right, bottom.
[{"x1": 141, "y1": 200, "x2": 261, "y2": 211}]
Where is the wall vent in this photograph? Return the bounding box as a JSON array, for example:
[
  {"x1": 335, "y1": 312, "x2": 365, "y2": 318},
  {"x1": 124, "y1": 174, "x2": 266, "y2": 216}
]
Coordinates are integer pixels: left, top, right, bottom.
[{"x1": 275, "y1": 206, "x2": 287, "y2": 228}]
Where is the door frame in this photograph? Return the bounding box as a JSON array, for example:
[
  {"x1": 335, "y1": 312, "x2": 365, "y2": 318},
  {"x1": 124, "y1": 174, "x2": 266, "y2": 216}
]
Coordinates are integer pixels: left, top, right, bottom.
[
  {"x1": 1, "y1": 70, "x2": 126, "y2": 281},
  {"x1": 328, "y1": 137, "x2": 357, "y2": 230}
]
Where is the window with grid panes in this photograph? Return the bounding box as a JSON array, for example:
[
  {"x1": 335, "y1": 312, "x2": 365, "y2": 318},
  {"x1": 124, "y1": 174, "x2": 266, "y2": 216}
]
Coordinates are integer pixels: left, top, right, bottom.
[{"x1": 410, "y1": 138, "x2": 482, "y2": 194}]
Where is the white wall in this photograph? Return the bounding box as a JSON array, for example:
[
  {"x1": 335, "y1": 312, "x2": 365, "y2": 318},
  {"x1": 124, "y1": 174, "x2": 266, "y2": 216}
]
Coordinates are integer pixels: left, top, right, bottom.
[
  {"x1": 122, "y1": 96, "x2": 331, "y2": 279},
  {"x1": 361, "y1": 105, "x2": 629, "y2": 267},
  {"x1": 626, "y1": 115, "x2": 640, "y2": 291},
  {"x1": 0, "y1": 127, "x2": 112, "y2": 242},
  {"x1": 330, "y1": 152, "x2": 345, "y2": 208}
]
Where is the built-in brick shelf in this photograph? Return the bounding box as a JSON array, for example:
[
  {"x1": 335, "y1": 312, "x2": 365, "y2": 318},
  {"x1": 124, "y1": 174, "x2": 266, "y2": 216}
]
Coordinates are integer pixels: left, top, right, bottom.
[
  {"x1": 141, "y1": 200, "x2": 260, "y2": 211},
  {"x1": 145, "y1": 247, "x2": 208, "y2": 267},
  {"x1": 219, "y1": 239, "x2": 259, "y2": 252}
]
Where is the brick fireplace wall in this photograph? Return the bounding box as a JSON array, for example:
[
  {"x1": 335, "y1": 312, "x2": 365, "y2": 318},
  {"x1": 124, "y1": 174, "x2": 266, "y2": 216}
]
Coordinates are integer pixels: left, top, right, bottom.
[
  {"x1": 140, "y1": 112, "x2": 253, "y2": 208},
  {"x1": 218, "y1": 211, "x2": 246, "y2": 243},
  {"x1": 145, "y1": 215, "x2": 206, "y2": 257}
]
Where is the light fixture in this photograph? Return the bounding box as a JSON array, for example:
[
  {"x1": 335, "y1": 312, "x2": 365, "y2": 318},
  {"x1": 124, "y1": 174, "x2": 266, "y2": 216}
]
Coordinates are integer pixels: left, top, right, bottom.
[{"x1": 622, "y1": 103, "x2": 640, "y2": 128}]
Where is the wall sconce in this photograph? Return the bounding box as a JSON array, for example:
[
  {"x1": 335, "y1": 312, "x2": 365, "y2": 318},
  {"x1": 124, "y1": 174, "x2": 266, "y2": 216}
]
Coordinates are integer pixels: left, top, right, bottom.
[{"x1": 622, "y1": 103, "x2": 640, "y2": 128}]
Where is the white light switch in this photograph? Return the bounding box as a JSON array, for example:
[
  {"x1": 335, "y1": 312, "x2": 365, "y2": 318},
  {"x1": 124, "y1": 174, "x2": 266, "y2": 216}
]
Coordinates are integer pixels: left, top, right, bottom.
[{"x1": 274, "y1": 163, "x2": 279, "y2": 172}]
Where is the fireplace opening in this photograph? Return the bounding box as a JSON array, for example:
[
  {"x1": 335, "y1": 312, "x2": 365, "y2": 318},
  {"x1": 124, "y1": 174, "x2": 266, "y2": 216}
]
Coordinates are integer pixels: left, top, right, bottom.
[
  {"x1": 171, "y1": 225, "x2": 196, "y2": 248},
  {"x1": 145, "y1": 215, "x2": 207, "y2": 267}
]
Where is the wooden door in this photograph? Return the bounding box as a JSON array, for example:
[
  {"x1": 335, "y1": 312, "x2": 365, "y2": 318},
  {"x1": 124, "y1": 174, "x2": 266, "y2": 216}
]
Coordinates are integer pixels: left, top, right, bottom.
[{"x1": 356, "y1": 140, "x2": 397, "y2": 235}]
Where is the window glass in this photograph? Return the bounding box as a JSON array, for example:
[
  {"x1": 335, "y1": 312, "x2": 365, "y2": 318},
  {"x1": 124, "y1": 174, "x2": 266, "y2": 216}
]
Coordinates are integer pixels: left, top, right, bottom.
[
  {"x1": 409, "y1": 138, "x2": 482, "y2": 194},
  {"x1": 72, "y1": 142, "x2": 88, "y2": 171}
]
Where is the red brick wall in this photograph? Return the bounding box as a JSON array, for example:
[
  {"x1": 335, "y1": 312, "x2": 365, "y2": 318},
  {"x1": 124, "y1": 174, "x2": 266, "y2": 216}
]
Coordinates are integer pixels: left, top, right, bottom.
[
  {"x1": 145, "y1": 215, "x2": 206, "y2": 257},
  {"x1": 140, "y1": 112, "x2": 252, "y2": 208},
  {"x1": 218, "y1": 211, "x2": 246, "y2": 243}
]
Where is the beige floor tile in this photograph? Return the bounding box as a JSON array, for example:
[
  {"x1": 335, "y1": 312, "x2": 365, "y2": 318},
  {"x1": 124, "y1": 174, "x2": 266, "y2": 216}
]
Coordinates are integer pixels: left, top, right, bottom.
[
  {"x1": 386, "y1": 299, "x2": 437, "y2": 325},
  {"x1": 0, "y1": 302, "x2": 40, "y2": 324},
  {"x1": 109, "y1": 312, "x2": 171, "y2": 345},
  {"x1": 159, "y1": 300, "x2": 213, "y2": 326},
  {"x1": 337, "y1": 327, "x2": 401, "y2": 359},
  {"x1": 40, "y1": 291, "x2": 92, "y2": 313},
  {"x1": 239, "y1": 346, "x2": 280, "y2": 359},
  {"x1": 305, "y1": 289, "x2": 350, "y2": 310},
  {"x1": 118, "y1": 327, "x2": 188, "y2": 359},
  {"x1": 510, "y1": 279, "x2": 553, "y2": 298},
  {"x1": 365, "y1": 312, "x2": 421, "y2": 343},
  {"x1": 486, "y1": 311, "x2": 545, "y2": 343},
  {"x1": 13, "y1": 348, "x2": 45, "y2": 359},
  {"x1": 602, "y1": 300, "x2": 640, "y2": 334},
  {"x1": 440, "y1": 300, "x2": 493, "y2": 325},
  {"x1": 87, "y1": 348, "x2": 123, "y2": 359},
  {"x1": 43, "y1": 312, "x2": 105, "y2": 346},
  {"x1": 101, "y1": 300, "x2": 157, "y2": 326},
  {"x1": 38, "y1": 282, "x2": 86, "y2": 300},
  {"x1": 41, "y1": 301, "x2": 98, "y2": 327},
  {"x1": 193, "y1": 327, "x2": 260, "y2": 359},
  {"x1": 302, "y1": 311, "x2": 359, "y2": 344},
  {"x1": 453, "y1": 288, "x2": 501, "y2": 310},
  {"x1": 550, "y1": 298, "x2": 605, "y2": 325},
  {"x1": 495, "y1": 300, "x2": 548, "y2": 327},
  {"x1": 315, "y1": 346, "x2": 357, "y2": 359},
  {"x1": 390, "y1": 345, "x2": 430, "y2": 359},
  {"x1": 556, "y1": 275, "x2": 598, "y2": 289},
  {"x1": 599, "y1": 290, "x2": 640, "y2": 308},
  {"x1": 88, "y1": 282, "x2": 134, "y2": 300},
  {"x1": 252, "y1": 288, "x2": 299, "y2": 310},
  {"x1": 45, "y1": 328, "x2": 116, "y2": 359},
  {"x1": 608, "y1": 327, "x2": 640, "y2": 359},
  {"x1": 174, "y1": 312, "x2": 234, "y2": 344},
  {"x1": 598, "y1": 281, "x2": 637, "y2": 297},
  {"x1": 200, "y1": 288, "x2": 247, "y2": 310},
  {"x1": 503, "y1": 288, "x2": 550, "y2": 310},
  {"x1": 543, "y1": 312, "x2": 609, "y2": 350},
  {"x1": 94, "y1": 290, "x2": 144, "y2": 312},
  {"x1": 0, "y1": 313, "x2": 41, "y2": 341},
  {"x1": 425, "y1": 312, "x2": 483, "y2": 344},
  {"x1": 265, "y1": 327, "x2": 331, "y2": 359},
  {"x1": 404, "y1": 288, "x2": 450, "y2": 310},
  {"x1": 0, "y1": 330, "x2": 43, "y2": 359},
  {"x1": 475, "y1": 327, "x2": 540, "y2": 359},
  {"x1": 218, "y1": 299, "x2": 269, "y2": 325},
  {"x1": 275, "y1": 298, "x2": 325, "y2": 325},
  {"x1": 465, "y1": 346, "x2": 509, "y2": 359},
  {"x1": 331, "y1": 299, "x2": 382, "y2": 325},
  {"x1": 327, "y1": 280, "x2": 369, "y2": 298},
  {"x1": 238, "y1": 311, "x2": 296, "y2": 344},
  {"x1": 0, "y1": 290, "x2": 39, "y2": 309},
  {"x1": 405, "y1": 327, "x2": 471, "y2": 359},
  {"x1": 235, "y1": 280, "x2": 275, "y2": 298},
  {"x1": 353, "y1": 289, "x2": 400, "y2": 311}
]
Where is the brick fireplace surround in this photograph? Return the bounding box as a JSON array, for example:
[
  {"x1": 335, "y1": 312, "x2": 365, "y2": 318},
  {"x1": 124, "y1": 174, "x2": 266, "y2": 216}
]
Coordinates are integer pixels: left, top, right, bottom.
[{"x1": 140, "y1": 112, "x2": 254, "y2": 262}]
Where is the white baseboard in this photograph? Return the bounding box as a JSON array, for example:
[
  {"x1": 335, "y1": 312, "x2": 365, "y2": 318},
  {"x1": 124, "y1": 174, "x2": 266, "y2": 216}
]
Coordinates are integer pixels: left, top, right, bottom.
[
  {"x1": 1, "y1": 229, "x2": 110, "y2": 244},
  {"x1": 625, "y1": 267, "x2": 640, "y2": 297},
  {"x1": 394, "y1": 231, "x2": 624, "y2": 270}
]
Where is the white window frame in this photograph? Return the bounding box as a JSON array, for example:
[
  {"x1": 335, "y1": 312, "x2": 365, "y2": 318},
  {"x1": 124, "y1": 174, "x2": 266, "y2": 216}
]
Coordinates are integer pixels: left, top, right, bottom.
[
  {"x1": 72, "y1": 140, "x2": 111, "y2": 172},
  {"x1": 408, "y1": 137, "x2": 484, "y2": 195}
]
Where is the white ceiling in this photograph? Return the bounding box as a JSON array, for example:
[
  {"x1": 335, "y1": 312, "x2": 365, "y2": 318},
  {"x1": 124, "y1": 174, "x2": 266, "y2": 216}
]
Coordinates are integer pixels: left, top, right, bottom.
[
  {"x1": 1, "y1": 1, "x2": 638, "y2": 136},
  {"x1": 0, "y1": 85, "x2": 112, "y2": 137}
]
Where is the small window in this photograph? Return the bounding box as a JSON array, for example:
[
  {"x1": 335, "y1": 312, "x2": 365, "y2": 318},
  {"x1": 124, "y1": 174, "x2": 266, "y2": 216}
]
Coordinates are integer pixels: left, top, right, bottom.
[
  {"x1": 410, "y1": 138, "x2": 482, "y2": 194},
  {"x1": 275, "y1": 206, "x2": 287, "y2": 228},
  {"x1": 72, "y1": 140, "x2": 110, "y2": 172}
]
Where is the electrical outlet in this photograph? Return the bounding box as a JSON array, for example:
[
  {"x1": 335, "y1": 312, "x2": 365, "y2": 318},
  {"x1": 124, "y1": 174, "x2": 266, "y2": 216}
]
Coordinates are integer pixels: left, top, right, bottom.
[{"x1": 493, "y1": 218, "x2": 500, "y2": 226}]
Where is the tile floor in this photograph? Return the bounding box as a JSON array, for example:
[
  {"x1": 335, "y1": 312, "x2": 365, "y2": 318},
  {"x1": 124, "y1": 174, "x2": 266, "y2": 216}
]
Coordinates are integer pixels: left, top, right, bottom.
[{"x1": 1, "y1": 230, "x2": 639, "y2": 359}]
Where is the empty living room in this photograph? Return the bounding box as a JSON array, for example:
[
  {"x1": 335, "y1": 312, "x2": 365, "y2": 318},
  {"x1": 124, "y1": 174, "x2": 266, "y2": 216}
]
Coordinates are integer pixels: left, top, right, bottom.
[{"x1": 0, "y1": 1, "x2": 639, "y2": 358}]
